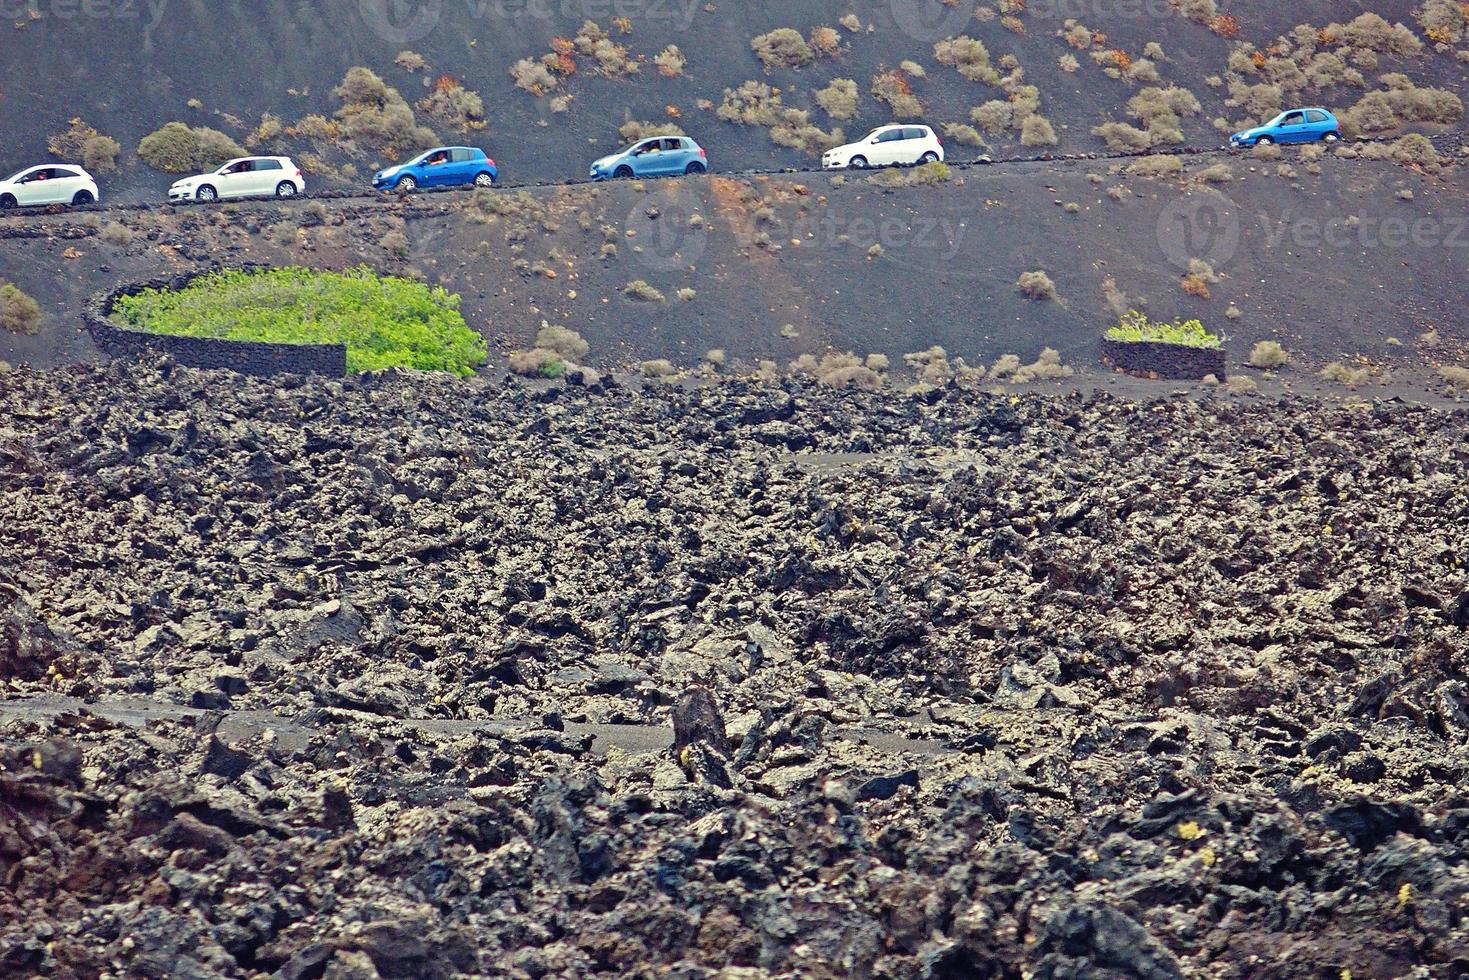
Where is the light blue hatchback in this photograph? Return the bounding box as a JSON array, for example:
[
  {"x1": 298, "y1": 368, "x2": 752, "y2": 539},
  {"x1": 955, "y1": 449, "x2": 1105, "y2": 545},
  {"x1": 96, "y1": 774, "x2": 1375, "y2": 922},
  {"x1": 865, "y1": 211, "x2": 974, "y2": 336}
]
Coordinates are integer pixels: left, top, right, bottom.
[
  {"x1": 589, "y1": 136, "x2": 708, "y2": 180},
  {"x1": 1231, "y1": 108, "x2": 1341, "y2": 147}
]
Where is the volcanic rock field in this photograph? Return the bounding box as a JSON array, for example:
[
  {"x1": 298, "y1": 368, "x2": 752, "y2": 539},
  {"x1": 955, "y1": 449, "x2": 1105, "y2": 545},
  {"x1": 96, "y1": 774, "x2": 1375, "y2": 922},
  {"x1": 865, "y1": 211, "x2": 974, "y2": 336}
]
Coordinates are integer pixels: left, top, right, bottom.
[{"x1": 1, "y1": 360, "x2": 1467, "y2": 978}]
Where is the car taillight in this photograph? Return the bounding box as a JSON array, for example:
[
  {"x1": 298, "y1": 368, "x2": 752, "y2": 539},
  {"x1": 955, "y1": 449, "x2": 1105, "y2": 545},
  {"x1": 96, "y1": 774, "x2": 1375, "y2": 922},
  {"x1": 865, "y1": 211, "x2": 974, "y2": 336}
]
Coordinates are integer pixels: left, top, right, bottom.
[
  {"x1": 699, "y1": 147, "x2": 706, "y2": 158},
  {"x1": 295, "y1": 170, "x2": 303, "y2": 178},
  {"x1": 488, "y1": 159, "x2": 495, "y2": 167}
]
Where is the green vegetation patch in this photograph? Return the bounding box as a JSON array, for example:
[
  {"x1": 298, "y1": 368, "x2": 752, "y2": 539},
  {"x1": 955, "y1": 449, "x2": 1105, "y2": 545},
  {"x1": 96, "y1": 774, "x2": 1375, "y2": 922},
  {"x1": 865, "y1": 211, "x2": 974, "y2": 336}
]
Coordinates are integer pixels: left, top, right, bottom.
[
  {"x1": 1106, "y1": 310, "x2": 1222, "y2": 349},
  {"x1": 112, "y1": 266, "x2": 486, "y2": 376}
]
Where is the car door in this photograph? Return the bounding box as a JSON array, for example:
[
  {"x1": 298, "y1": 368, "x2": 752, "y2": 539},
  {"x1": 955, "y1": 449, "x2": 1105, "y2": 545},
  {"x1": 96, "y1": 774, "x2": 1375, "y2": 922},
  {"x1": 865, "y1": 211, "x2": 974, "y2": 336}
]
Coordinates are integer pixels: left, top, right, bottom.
[
  {"x1": 214, "y1": 160, "x2": 248, "y2": 199},
  {"x1": 424, "y1": 150, "x2": 453, "y2": 187},
  {"x1": 630, "y1": 140, "x2": 659, "y2": 176},
  {"x1": 1304, "y1": 110, "x2": 1330, "y2": 138},
  {"x1": 1277, "y1": 111, "x2": 1308, "y2": 144},
  {"x1": 661, "y1": 138, "x2": 688, "y2": 174},
  {"x1": 876, "y1": 129, "x2": 904, "y2": 165},
  {"x1": 254, "y1": 159, "x2": 284, "y2": 195},
  {"x1": 450, "y1": 148, "x2": 477, "y2": 186},
  {"x1": 15, "y1": 168, "x2": 55, "y2": 205},
  {"x1": 48, "y1": 167, "x2": 86, "y2": 204}
]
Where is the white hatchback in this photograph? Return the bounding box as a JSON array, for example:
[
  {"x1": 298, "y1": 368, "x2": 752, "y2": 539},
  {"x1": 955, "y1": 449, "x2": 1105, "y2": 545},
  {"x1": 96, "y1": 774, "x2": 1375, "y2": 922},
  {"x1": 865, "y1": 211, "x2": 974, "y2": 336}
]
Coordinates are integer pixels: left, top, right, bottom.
[
  {"x1": 0, "y1": 164, "x2": 100, "y2": 209},
  {"x1": 169, "y1": 157, "x2": 305, "y2": 202},
  {"x1": 823, "y1": 125, "x2": 945, "y2": 170}
]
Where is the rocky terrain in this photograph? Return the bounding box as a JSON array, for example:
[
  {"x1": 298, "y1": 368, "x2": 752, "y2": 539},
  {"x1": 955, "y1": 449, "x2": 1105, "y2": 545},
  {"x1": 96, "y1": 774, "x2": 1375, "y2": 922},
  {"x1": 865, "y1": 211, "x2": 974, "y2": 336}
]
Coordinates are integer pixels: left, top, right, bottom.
[{"x1": 2, "y1": 360, "x2": 1468, "y2": 978}]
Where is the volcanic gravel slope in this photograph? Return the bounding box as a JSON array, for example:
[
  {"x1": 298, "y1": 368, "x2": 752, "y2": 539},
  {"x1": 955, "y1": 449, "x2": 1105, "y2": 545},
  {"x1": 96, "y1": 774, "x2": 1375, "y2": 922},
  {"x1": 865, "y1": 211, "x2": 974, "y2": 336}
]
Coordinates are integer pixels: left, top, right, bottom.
[{"x1": 2, "y1": 361, "x2": 1469, "y2": 979}]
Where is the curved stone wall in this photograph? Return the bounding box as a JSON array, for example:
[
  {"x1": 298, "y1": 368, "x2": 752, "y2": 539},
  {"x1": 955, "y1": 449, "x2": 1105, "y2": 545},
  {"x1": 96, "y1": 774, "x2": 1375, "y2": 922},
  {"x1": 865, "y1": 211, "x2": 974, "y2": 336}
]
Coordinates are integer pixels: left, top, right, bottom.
[{"x1": 85, "y1": 267, "x2": 347, "y2": 378}]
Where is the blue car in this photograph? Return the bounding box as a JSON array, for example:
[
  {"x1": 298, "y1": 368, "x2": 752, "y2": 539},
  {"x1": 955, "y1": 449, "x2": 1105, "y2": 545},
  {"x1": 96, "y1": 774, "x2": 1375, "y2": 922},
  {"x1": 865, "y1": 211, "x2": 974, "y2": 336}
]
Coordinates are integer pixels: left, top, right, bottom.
[
  {"x1": 1230, "y1": 108, "x2": 1341, "y2": 148},
  {"x1": 372, "y1": 146, "x2": 497, "y2": 192},
  {"x1": 589, "y1": 136, "x2": 708, "y2": 180}
]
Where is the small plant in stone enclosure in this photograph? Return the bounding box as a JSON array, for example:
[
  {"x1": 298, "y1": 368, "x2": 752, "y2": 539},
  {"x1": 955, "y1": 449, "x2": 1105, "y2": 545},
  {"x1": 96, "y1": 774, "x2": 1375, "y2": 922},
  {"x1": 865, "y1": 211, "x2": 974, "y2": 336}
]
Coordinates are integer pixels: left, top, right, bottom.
[
  {"x1": 1016, "y1": 270, "x2": 1057, "y2": 300},
  {"x1": 1106, "y1": 310, "x2": 1221, "y2": 348},
  {"x1": 0, "y1": 282, "x2": 42, "y2": 335},
  {"x1": 1439, "y1": 365, "x2": 1469, "y2": 390},
  {"x1": 1248, "y1": 340, "x2": 1289, "y2": 368}
]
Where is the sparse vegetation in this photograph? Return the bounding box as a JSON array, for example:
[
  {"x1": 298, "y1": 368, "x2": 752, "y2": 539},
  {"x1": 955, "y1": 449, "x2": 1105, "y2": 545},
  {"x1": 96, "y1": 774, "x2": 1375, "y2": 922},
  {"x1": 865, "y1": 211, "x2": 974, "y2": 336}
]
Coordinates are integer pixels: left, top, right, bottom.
[
  {"x1": 1017, "y1": 270, "x2": 1057, "y2": 300},
  {"x1": 1320, "y1": 361, "x2": 1372, "y2": 387},
  {"x1": 49, "y1": 119, "x2": 121, "y2": 173},
  {"x1": 1438, "y1": 365, "x2": 1469, "y2": 390},
  {"x1": 1248, "y1": 340, "x2": 1289, "y2": 368},
  {"x1": 99, "y1": 222, "x2": 133, "y2": 247},
  {"x1": 751, "y1": 28, "x2": 813, "y2": 69},
  {"x1": 112, "y1": 267, "x2": 486, "y2": 376},
  {"x1": 654, "y1": 45, "x2": 687, "y2": 77},
  {"x1": 1106, "y1": 310, "x2": 1221, "y2": 348},
  {"x1": 624, "y1": 280, "x2": 666, "y2": 302},
  {"x1": 1126, "y1": 154, "x2": 1184, "y2": 178},
  {"x1": 933, "y1": 37, "x2": 999, "y2": 85},
  {"x1": 331, "y1": 67, "x2": 437, "y2": 157},
  {"x1": 872, "y1": 70, "x2": 922, "y2": 118},
  {"x1": 0, "y1": 282, "x2": 42, "y2": 335},
  {"x1": 816, "y1": 79, "x2": 860, "y2": 120},
  {"x1": 394, "y1": 51, "x2": 427, "y2": 72},
  {"x1": 137, "y1": 122, "x2": 246, "y2": 173},
  {"x1": 640, "y1": 358, "x2": 679, "y2": 378}
]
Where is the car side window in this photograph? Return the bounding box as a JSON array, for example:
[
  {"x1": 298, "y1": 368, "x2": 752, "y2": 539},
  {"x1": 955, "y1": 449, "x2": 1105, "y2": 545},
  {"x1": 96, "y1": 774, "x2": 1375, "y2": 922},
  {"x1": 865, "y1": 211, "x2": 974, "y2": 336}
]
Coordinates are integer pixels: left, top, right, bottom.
[
  {"x1": 21, "y1": 169, "x2": 48, "y2": 182},
  {"x1": 877, "y1": 130, "x2": 901, "y2": 143},
  {"x1": 903, "y1": 128, "x2": 924, "y2": 140},
  {"x1": 228, "y1": 161, "x2": 252, "y2": 173},
  {"x1": 641, "y1": 141, "x2": 660, "y2": 154},
  {"x1": 1306, "y1": 110, "x2": 1327, "y2": 123},
  {"x1": 259, "y1": 160, "x2": 282, "y2": 171},
  {"x1": 662, "y1": 138, "x2": 682, "y2": 152},
  {"x1": 52, "y1": 168, "x2": 80, "y2": 179},
  {"x1": 1282, "y1": 112, "x2": 1304, "y2": 125},
  {"x1": 451, "y1": 149, "x2": 473, "y2": 163}
]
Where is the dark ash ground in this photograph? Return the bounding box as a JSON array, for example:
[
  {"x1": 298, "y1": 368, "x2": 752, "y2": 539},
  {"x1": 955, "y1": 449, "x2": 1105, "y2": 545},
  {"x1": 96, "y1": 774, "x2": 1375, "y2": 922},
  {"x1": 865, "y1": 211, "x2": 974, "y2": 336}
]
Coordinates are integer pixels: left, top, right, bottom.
[{"x1": 2, "y1": 361, "x2": 1468, "y2": 979}]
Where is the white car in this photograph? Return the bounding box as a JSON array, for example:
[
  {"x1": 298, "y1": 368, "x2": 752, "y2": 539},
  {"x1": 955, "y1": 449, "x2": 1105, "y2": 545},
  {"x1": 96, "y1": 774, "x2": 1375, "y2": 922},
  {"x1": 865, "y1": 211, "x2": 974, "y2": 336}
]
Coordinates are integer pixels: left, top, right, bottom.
[
  {"x1": 823, "y1": 125, "x2": 945, "y2": 170},
  {"x1": 169, "y1": 157, "x2": 305, "y2": 202},
  {"x1": 0, "y1": 164, "x2": 100, "y2": 209}
]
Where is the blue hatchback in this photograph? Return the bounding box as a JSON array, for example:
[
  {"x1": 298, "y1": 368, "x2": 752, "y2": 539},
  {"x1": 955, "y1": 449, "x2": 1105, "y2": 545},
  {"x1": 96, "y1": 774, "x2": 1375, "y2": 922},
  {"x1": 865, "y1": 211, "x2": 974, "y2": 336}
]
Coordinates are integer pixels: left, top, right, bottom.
[
  {"x1": 589, "y1": 136, "x2": 708, "y2": 180},
  {"x1": 1230, "y1": 108, "x2": 1341, "y2": 148},
  {"x1": 372, "y1": 147, "x2": 497, "y2": 192}
]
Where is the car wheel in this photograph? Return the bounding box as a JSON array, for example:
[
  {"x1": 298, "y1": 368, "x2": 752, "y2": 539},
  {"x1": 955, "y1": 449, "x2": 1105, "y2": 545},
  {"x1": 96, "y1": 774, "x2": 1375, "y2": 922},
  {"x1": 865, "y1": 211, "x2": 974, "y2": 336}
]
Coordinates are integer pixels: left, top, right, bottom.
[
  {"x1": 614, "y1": 165, "x2": 634, "y2": 179},
  {"x1": 684, "y1": 161, "x2": 706, "y2": 175},
  {"x1": 920, "y1": 151, "x2": 939, "y2": 164},
  {"x1": 275, "y1": 181, "x2": 297, "y2": 198},
  {"x1": 72, "y1": 190, "x2": 94, "y2": 206},
  {"x1": 396, "y1": 175, "x2": 417, "y2": 192},
  {"x1": 850, "y1": 155, "x2": 868, "y2": 169},
  {"x1": 1256, "y1": 136, "x2": 1273, "y2": 146},
  {"x1": 1323, "y1": 131, "x2": 1341, "y2": 143},
  {"x1": 197, "y1": 185, "x2": 218, "y2": 202},
  {"x1": 474, "y1": 171, "x2": 495, "y2": 187},
  {"x1": 0, "y1": 194, "x2": 14, "y2": 210}
]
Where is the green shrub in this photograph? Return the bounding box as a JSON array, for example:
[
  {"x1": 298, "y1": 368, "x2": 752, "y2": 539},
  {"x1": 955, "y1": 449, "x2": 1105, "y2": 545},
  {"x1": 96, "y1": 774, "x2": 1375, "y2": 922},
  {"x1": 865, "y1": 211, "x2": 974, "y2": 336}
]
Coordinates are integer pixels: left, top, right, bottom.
[
  {"x1": 0, "y1": 282, "x2": 42, "y2": 335},
  {"x1": 1106, "y1": 310, "x2": 1221, "y2": 348},
  {"x1": 934, "y1": 37, "x2": 999, "y2": 84},
  {"x1": 752, "y1": 28, "x2": 814, "y2": 69},
  {"x1": 816, "y1": 79, "x2": 860, "y2": 120},
  {"x1": 112, "y1": 266, "x2": 486, "y2": 376},
  {"x1": 137, "y1": 123, "x2": 246, "y2": 173},
  {"x1": 509, "y1": 348, "x2": 566, "y2": 378},
  {"x1": 1248, "y1": 340, "x2": 1289, "y2": 368}
]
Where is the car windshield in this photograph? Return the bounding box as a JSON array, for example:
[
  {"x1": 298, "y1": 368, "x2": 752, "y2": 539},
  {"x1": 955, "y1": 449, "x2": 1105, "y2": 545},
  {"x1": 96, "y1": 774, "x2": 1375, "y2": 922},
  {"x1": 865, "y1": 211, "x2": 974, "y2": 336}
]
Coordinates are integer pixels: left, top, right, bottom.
[{"x1": 1266, "y1": 112, "x2": 1288, "y2": 128}]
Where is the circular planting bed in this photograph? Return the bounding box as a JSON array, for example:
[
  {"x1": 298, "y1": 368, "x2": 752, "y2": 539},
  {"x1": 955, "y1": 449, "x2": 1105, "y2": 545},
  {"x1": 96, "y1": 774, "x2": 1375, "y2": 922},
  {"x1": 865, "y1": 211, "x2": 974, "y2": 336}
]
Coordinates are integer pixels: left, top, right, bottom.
[
  {"x1": 88, "y1": 265, "x2": 486, "y2": 378},
  {"x1": 1100, "y1": 312, "x2": 1227, "y2": 381}
]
